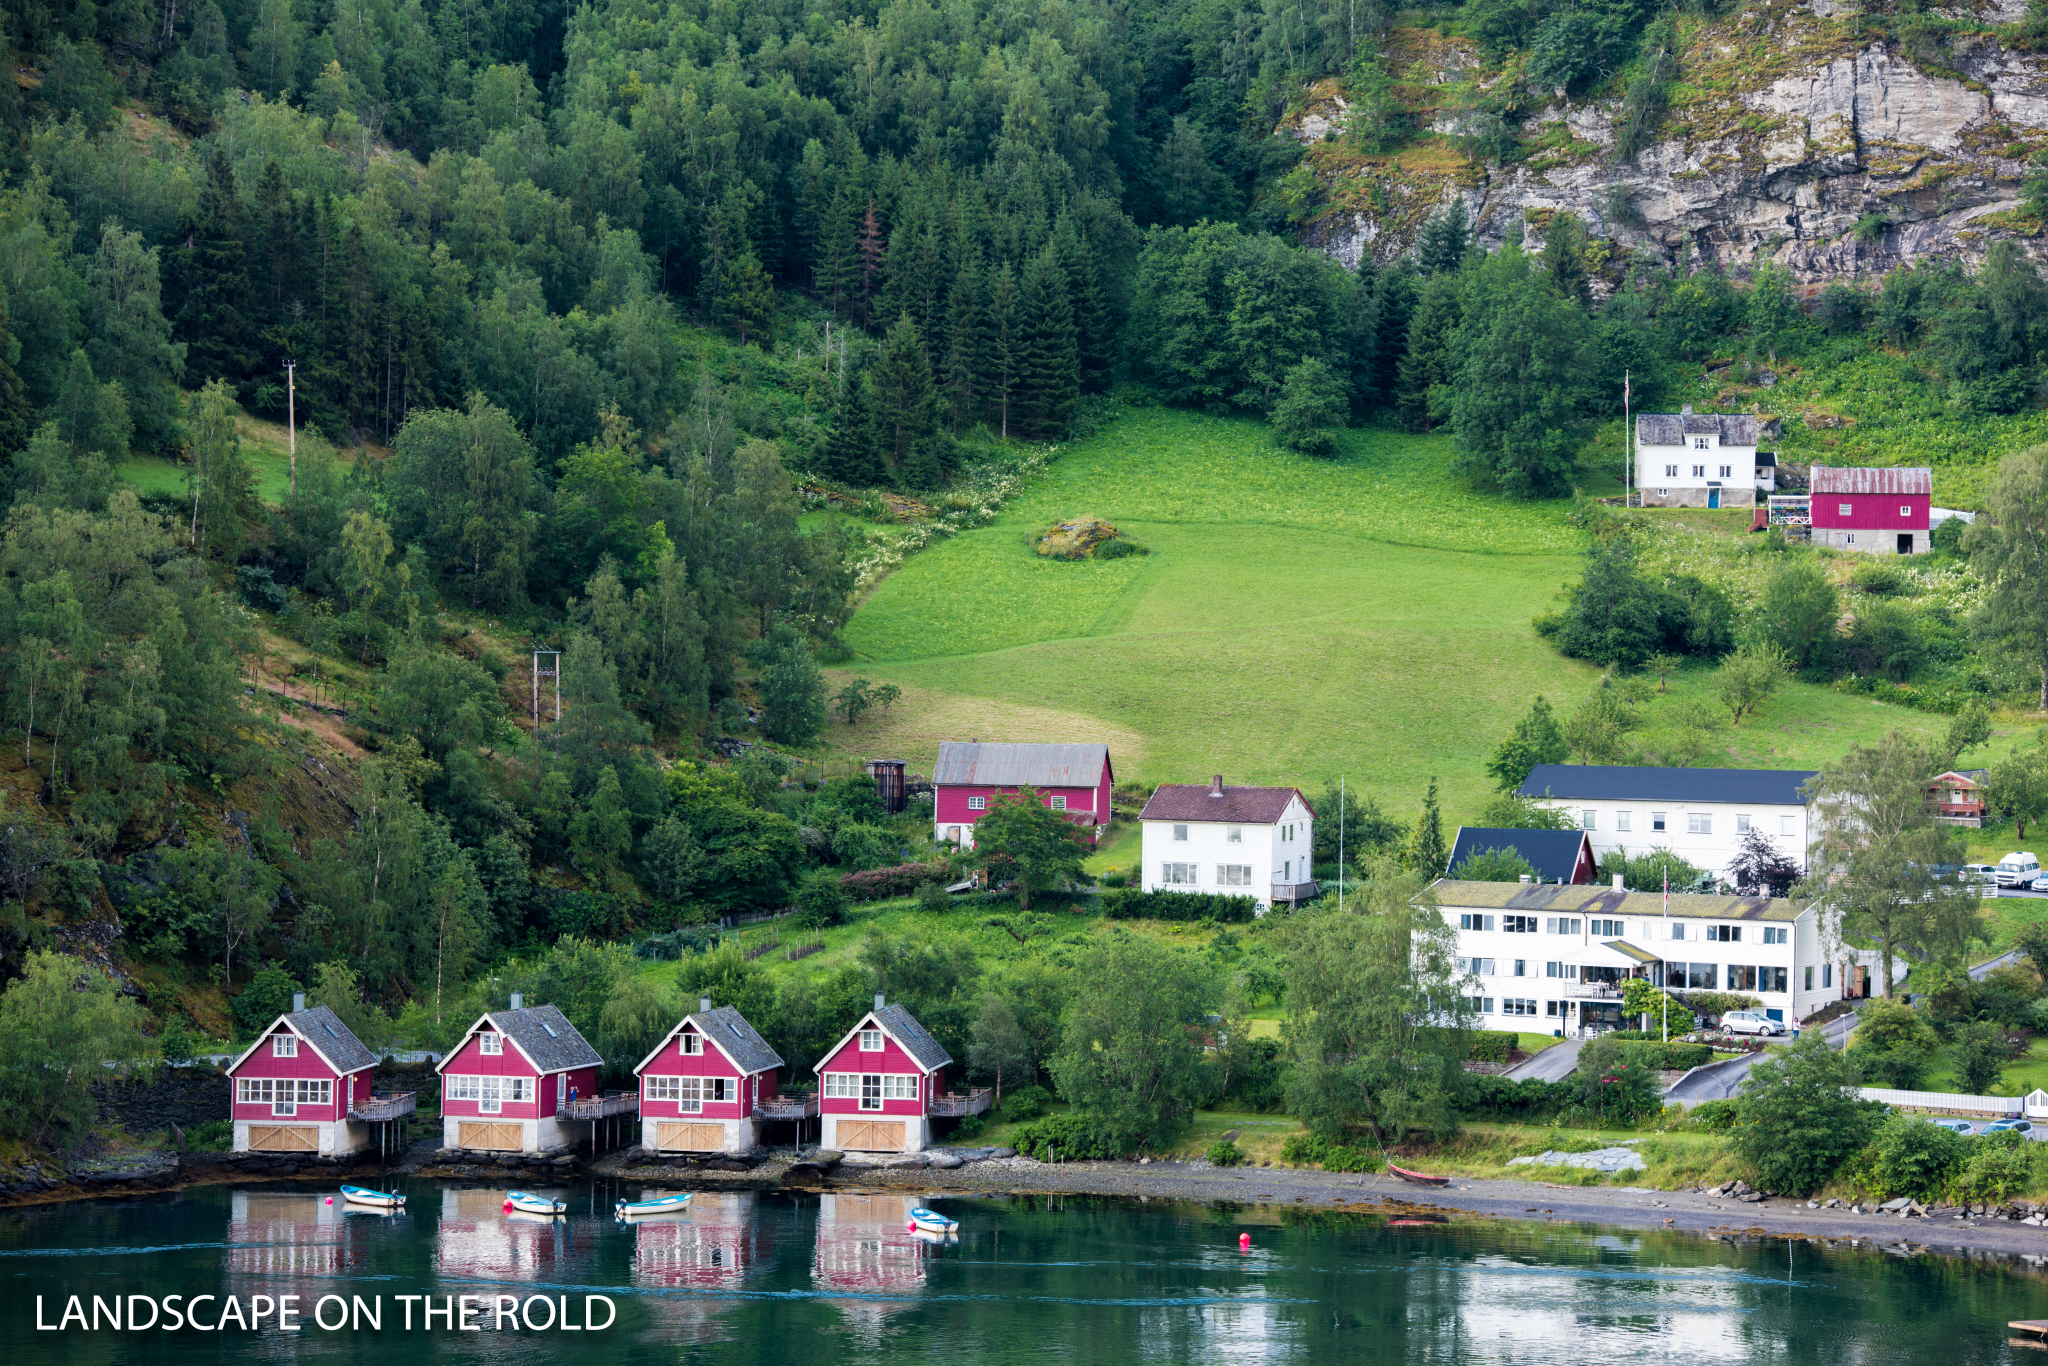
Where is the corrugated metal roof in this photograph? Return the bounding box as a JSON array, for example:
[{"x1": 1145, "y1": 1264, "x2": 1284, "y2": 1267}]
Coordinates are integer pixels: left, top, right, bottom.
[
  {"x1": 1140, "y1": 784, "x2": 1307, "y2": 824},
  {"x1": 1518, "y1": 764, "x2": 1816, "y2": 805},
  {"x1": 1423, "y1": 879, "x2": 1806, "y2": 921},
  {"x1": 933, "y1": 742, "x2": 1110, "y2": 788},
  {"x1": 1810, "y1": 465, "x2": 1932, "y2": 495},
  {"x1": 1446, "y1": 827, "x2": 1591, "y2": 883}
]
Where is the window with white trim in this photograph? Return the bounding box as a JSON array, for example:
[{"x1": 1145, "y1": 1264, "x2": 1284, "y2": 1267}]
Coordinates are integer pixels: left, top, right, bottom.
[
  {"x1": 1217, "y1": 864, "x2": 1252, "y2": 886},
  {"x1": 1460, "y1": 957, "x2": 1495, "y2": 976},
  {"x1": 1581, "y1": 809, "x2": 1596, "y2": 830},
  {"x1": 823, "y1": 1073, "x2": 859, "y2": 1099},
  {"x1": 1225, "y1": 825, "x2": 1242, "y2": 844},
  {"x1": 1839, "y1": 503, "x2": 1852, "y2": 516},
  {"x1": 1501, "y1": 998, "x2": 1538, "y2": 1017},
  {"x1": 646, "y1": 1076, "x2": 681, "y2": 1103},
  {"x1": 1900, "y1": 505, "x2": 1911, "y2": 517},
  {"x1": 1162, "y1": 862, "x2": 1198, "y2": 885},
  {"x1": 1736, "y1": 814, "x2": 1751, "y2": 833},
  {"x1": 681, "y1": 1033, "x2": 702, "y2": 1055},
  {"x1": 1049, "y1": 796, "x2": 1067, "y2": 810},
  {"x1": 967, "y1": 796, "x2": 986, "y2": 810},
  {"x1": 1762, "y1": 927, "x2": 1788, "y2": 945},
  {"x1": 242, "y1": 1078, "x2": 330, "y2": 1115},
  {"x1": 1694, "y1": 438, "x2": 1709, "y2": 450},
  {"x1": 1468, "y1": 996, "x2": 1494, "y2": 1014},
  {"x1": 1687, "y1": 812, "x2": 1711, "y2": 834},
  {"x1": 1616, "y1": 811, "x2": 1631, "y2": 832},
  {"x1": 1719, "y1": 465, "x2": 1732, "y2": 478},
  {"x1": 1692, "y1": 464, "x2": 1706, "y2": 477},
  {"x1": 861, "y1": 1075, "x2": 883, "y2": 1110},
  {"x1": 1781, "y1": 815, "x2": 1796, "y2": 836},
  {"x1": 881, "y1": 1075, "x2": 918, "y2": 1101},
  {"x1": 1651, "y1": 812, "x2": 1667, "y2": 831},
  {"x1": 445, "y1": 1075, "x2": 479, "y2": 1103},
  {"x1": 859, "y1": 1029, "x2": 884, "y2": 1052},
  {"x1": 479, "y1": 1031, "x2": 501, "y2": 1055},
  {"x1": 1172, "y1": 824, "x2": 1188, "y2": 841},
  {"x1": 272, "y1": 1035, "x2": 297, "y2": 1057}
]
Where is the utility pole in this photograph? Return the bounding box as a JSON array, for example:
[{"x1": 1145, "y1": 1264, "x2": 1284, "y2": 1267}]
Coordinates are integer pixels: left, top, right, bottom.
[
  {"x1": 285, "y1": 359, "x2": 297, "y2": 500},
  {"x1": 1338, "y1": 776, "x2": 1345, "y2": 915}
]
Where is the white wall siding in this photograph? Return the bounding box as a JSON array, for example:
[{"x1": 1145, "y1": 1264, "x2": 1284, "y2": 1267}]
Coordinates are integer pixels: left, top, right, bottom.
[
  {"x1": 1543, "y1": 800, "x2": 1810, "y2": 884},
  {"x1": 1139, "y1": 798, "x2": 1313, "y2": 909}
]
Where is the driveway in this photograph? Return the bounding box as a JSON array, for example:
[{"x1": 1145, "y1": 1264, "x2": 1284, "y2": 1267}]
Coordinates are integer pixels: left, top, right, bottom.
[
  {"x1": 1972, "y1": 948, "x2": 2025, "y2": 980},
  {"x1": 1662, "y1": 1008, "x2": 1860, "y2": 1106},
  {"x1": 1503, "y1": 1037, "x2": 1583, "y2": 1083}
]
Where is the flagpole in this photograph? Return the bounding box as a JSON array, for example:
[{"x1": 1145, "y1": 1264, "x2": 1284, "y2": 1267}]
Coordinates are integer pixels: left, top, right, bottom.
[
  {"x1": 1338, "y1": 776, "x2": 1345, "y2": 914},
  {"x1": 1623, "y1": 369, "x2": 1632, "y2": 508}
]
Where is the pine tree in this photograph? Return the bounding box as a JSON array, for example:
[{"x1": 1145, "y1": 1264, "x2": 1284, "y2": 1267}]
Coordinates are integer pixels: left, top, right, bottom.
[
  {"x1": 1417, "y1": 200, "x2": 1471, "y2": 276},
  {"x1": 0, "y1": 295, "x2": 36, "y2": 456},
  {"x1": 855, "y1": 197, "x2": 885, "y2": 328},
  {"x1": 819, "y1": 357, "x2": 886, "y2": 487},
  {"x1": 872, "y1": 312, "x2": 937, "y2": 468},
  {"x1": 342, "y1": 219, "x2": 377, "y2": 432},
  {"x1": 1017, "y1": 246, "x2": 1078, "y2": 439},
  {"x1": 944, "y1": 254, "x2": 986, "y2": 434},
  {"x1": 793, "y1": 139, "x2": 832, "y2": 289},
  {"x1": 986, "y1": 261, "x2": 1020, "y2": 440},
  {"x1": 1057, "y1": 219, "x2": 1112, "y2": 393},
  {"x1": 821, "y1": 185, "x2": 860, "y2": 318},
  {"x1": 1542, "y1": 212, "x2": 1593, "y2": 308},
  {"x1": 1395, "y1": 273, "x2": 1462, "y2": 433},
  {"x1": 1408, "y1": 777, "x2": 1447, "y2": 874},
  {"x1": 254, "y1": 159, "x2": 294, "y2": 329},
  {"x1": 178, "y1": 148, "x2": 254, "y2": 384}
]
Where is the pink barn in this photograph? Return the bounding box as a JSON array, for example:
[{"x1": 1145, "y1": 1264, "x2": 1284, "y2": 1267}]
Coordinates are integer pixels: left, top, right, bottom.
[
  {"x1": 815, "y1": 995, "x2": 987, "y2": 1153},
  {"x1": 435, "y1": 994, "x2": 603, "y2": 1153},
  {"x1": 933, "y1": 741, "x2": 1112, "y2": 850},
  {"x1": 1809, "y1": 465, "x2": 1931, "y2": 555},
  {"x1": 634, "y1": 998, "x2": 786, "y2": 1155},
  {"x1": 226, "y1": 996, "x2": 380, "y2": 1156}
]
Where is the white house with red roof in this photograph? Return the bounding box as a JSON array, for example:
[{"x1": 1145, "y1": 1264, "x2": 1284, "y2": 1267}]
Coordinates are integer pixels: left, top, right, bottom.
[
  {"x1": 434, "y1": 994, "x2": 604, "y2": 1153},
  {"x1": 225, "y1": 994, "x2": 381, "y2": 1156},
  {"x1": 633, "y1": 997, "x2": 786, "y2": 1155},
  {"x1": 815, "y1": 995, "x2": 978, "y2": 1153},
  {"x1": 1139, "y1": 777, "x2": 1317, "y2": 910}
]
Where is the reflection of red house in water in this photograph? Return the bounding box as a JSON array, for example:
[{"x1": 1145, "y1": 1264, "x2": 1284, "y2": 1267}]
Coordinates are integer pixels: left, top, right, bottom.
[
  {"x1": 227, "y1": 1192, "x2": 347, "y2": 1278},
  {"x1": 631, "y1": 1192, "x2": 770, "y2": 1288},
  {"x1": 435, "y1": 1188, "x2": 570, "y2": 1279},
  {"x1": 812, "y1": 1191, "x2": 932, "y2": 1323}
]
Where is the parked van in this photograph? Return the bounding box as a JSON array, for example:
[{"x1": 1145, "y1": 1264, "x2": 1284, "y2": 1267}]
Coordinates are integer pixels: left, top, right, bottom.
[{"x1": 1996, "y1": 853, "x2": 2042, "y2": 889}]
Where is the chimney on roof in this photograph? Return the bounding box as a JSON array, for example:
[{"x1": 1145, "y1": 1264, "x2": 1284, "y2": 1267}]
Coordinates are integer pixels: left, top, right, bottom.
[
  {"x1": 1211, "y1": 775, "x2": 1223, "y2": 796},
  {"x1": 1681, "y1": 403, "x2": 1694, "y2": 415},
  {"x1": 292, "y1": 992, "x2": 305, "y2": 1012},
  {"x1": 700, "y1": 997, "x2": 711, "y2": 1013},
  {"x1": 875, "y1": 993, "x2": 886, "y2": 1011},
  {"x1": 1519, "y1": 874, "x2": 1531, "y2": 885},
  {"x1": 509, "y1": 991, "x2": 523, "y2": 1010},
  {"x1": 1613, "y1": 873, "x2": 1625, "y2": 891}
]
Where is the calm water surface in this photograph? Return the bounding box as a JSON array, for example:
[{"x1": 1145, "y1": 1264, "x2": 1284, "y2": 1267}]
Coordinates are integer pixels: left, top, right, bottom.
[{"x1": 4, "y1": 1181, "x2": 2048, "y2": 1363}]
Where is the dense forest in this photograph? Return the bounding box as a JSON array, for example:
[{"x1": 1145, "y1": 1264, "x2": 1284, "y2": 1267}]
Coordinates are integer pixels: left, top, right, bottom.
[{"x1": 1, "y1": 0, "x2": 2047, "y2": 1081}]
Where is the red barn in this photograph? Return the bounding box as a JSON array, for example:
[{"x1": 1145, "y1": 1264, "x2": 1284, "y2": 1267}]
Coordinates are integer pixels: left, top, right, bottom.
[
  {"x1": 933, "y1": 741, "x2": 1112, "y2": 849},
  {"x1": 634, "y1": 998, "x2": 785, "y2": 1155},
  {"x1": 1809, "y1": 465, "x2": 1931, "y2": 555},
  {"x1": 435, "y1": 994, "x2": 603, "y2": 1153},
  {"x1": 817, "y1": 996, "x2": 984, "y2": 1153},
  {"x1": 226, "y1": 996, "x2": 379, "y2": 1156}
]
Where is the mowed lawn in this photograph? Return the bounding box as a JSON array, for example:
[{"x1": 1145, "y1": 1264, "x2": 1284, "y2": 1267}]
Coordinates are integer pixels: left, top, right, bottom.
[{"x1": 835, "y1": 408, "x2": 1976, "y2": 824}]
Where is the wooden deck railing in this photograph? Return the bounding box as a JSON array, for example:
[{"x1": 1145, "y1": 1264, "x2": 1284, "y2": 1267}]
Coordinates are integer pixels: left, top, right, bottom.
[
  {"x1": 927, "y1": 1088, "x2": 992, "y2": 1117},
  {"x1": 562, "y1": 1092, "x2": 639, "y2": 1119},
  {"x1": 757, "y1": 1094, "x2": 819, "y2": 1119},
  {"x1": 348, "y1": 1092, "x2": 416, "y2": 1122}
]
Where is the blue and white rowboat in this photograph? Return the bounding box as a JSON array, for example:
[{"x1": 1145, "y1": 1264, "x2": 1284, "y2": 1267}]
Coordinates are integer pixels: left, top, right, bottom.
[
  {"x1": 907, "y1": 1207, "x2": 957, "y2": 1234},
  {"x1": 505, "y1": 1191, "x2": 566, "y2": 1216},
  {"x1": 340, "y1": 1185, "x2": 405, "y2": 1210},
  {"x1": 615, "y1": 1192, "x2": 693, "y2": 1219}
]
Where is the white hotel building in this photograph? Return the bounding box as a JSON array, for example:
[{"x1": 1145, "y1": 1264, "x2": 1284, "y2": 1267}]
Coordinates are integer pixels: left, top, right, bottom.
[
  {"x1": 1515, "y1": 764, "x2": 1818, "y2": 882},
  {"x1": 1426, "y1": 880, "x2": 1892, "y2": 1034}
]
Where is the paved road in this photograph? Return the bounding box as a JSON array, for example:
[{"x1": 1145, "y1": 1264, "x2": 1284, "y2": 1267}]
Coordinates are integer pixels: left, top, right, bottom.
[
  {"x1": 1972, "y1": 948, "x2": 2025, "y2": 980},
  {"x1": 1662, "y1": 1008, "x2": 1860, "y2": 1105},
  {"x1": 1503, "y1": 1037, "x2": 1583, "y2": 1082}
]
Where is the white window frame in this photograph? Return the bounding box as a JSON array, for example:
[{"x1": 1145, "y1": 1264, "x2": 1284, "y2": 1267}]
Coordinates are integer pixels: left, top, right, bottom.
[
  {"x1": 446, "y1": 1075, "x2": 480, "y2": 1104},
  {"x1": 823, "y1": 1073, "x2": 859, "y2": 1100},
  {"x1": 646, "y1": 1076, "x2": 681, "y2": 1103},
  {"x1": 1735, "y1": 814, "x2": 1750, "y2": 833},
  {"x1": 1839, "y1": 503, "x2": 1852, "y2": 516},
  {"x1": 881, "y1": 1075, "x2": 918, "y2": 1101},
  {"x1": 1616, "y1": 811, "x2": 1631, "y2": 833},
  {"x1": 859, "y1": 1029, "x2": 884, "y2": 1053},
  {"x1": 479, "y1": 1032, "x2": 501, "y2": 1056},
  {"x1": 1687, "y1": 812, "x2": 1712, "y2": 835},
  {"x1": 1719, "y1": 465, "x2": 1732, "y2": 479},
  {"x1": 1692, "y1": 464, "x2": 1706, "y2": 477},
  {"x1": 272, "y1": 1035, "x2": 297, "y2": 1058},
  {"x1": 681, "y1": 1033, "x2": 702, "y2": 1055},
  {"x1": 1665, "y1": 464, "x2": 1678, "y2": 478},
  {"x1": 1900, "y1": 505, "x2": 1911, "y2": 517},
  {"x1": 1581, "y1": 809, "x2": 1596, "y2": 830},
  {"x1": 1781, "y1": 815, "x2": 1796, "y2": 836},
  {"x1": 1651, "y1": 812, "x2": 1667, "y2": 832},
  {"x1": 1225, "y1": 825, "x2": 1242, "y2": 844},
  {"x1": 860, "y1": 1074, "x2": 883, "y2": 1111},
  {"x1": 967, "y1": 796, "x2": 986, "y2": 811},
  {"x1": 480, "y1": 1077, "x2": 503, "y2": 1114},
  {"x1": 1162, "y1": 862, "x2": 1198, "y2": 885},
  {"x1": 1217, "y1": 864, "x2": 1252, "y2": 887},
  {"x1": 1171, "y1": 824, "x2": 1188, "y2": 842},
  {"x1": 1049, "y1": 796, "x2": 1066, "y2": 810}
]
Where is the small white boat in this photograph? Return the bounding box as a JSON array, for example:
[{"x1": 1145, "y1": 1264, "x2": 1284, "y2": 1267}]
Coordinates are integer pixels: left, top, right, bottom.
[
  {"x1": 504, "y1": 1191, "x2": 566, "y2": 1216},
  {"x1": 907, "y1": 1207, "x2": 957, "y2": 1234},
  {"x1": 615, "y1": 1192, "x2": 693, "y2": 1219},
  {"x1": 340, "y1": 1185, "x2": 406, "y2": 1210}
]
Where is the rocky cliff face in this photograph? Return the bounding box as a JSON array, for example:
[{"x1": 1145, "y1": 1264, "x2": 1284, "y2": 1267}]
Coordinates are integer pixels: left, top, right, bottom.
[{"x1": 1300, "y1": 2, "x2": 2048, "y2": 282}]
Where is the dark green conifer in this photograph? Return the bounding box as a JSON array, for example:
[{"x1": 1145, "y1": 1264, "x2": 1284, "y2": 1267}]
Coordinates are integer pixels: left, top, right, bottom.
[{"x1": 1017, "y1": 245, "x2": 1078, "y2": 438}]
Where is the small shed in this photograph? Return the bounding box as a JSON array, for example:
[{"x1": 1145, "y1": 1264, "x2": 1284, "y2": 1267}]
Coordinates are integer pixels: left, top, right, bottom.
[
  {"x1": 635, "y1": 998, "x2": 788, "y2": 1155},
  {"x1": 226, "y1": 996, "x2": 381, "y2": 1156},
  {"x1": 435, "y1": 995, "x2": 604, "y2": 1153}
]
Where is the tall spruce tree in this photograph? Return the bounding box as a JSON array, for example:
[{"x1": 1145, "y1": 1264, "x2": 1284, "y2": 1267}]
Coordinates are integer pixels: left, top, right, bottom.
[
  {"x1": 1018, "y1": 246, "x2": 1078, "y2": 439},
  {"x1": 1417, "y1": 200, "x2": 1471, "y2": 276},
  {"x1": 987, "y1": 261, "x2": 1020, "y2": 439},
  {"x1": 872, "y1": 312, "x2": 937, "y2": 469},
  {"x1": 178, "y1": 148, "x2": 254, "y2": 384},
  {"x1": 944, "y1": 254, "x2": 986, "y2": 434},
  {"x1": 1395, "y1": 273, "x2": 1462, "y2": 433},
  {"x1": 820, "y1": 356, "x2": 886, "y2": 487}
]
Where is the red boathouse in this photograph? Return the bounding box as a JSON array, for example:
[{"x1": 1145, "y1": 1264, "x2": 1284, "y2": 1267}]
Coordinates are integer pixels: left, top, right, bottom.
[
  {"x1": 436, "y1": 994, "x2": 603, "y2": 1153},
  {"x1": 815, "y1": 995, "x2": 987, "y2": 1153},
  {"x1": 932, "y1": 741, "x2": 1113, "y2": 849},
  {"x1": 226, "y1": 994, "x2": 382, "y2": 1156},
  {"x1": 634, "y1": 998, "x2": 793, "y2": 1155}
]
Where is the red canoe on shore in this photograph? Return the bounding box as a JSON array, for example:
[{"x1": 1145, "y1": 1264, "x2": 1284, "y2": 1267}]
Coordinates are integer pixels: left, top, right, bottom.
[{"x1": 1388, "y1": 1162, "x2": 1450, "y2": 1188}]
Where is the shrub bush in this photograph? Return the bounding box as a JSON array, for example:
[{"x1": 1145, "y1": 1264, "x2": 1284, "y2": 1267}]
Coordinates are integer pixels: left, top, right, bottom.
[
  {"x1": 1858, "y1": 1112, "x2": 1970, "y2": 1201},
  {"x1": 794, "y1": 874, "x2": 851, "y2": 928},
  {"x1": 1458, "y1": 1073, "x2": 1570, "y2": 1121},
  {"x1": 951, "y1": 1114, "x2": 986, "y2": 1141},
  {"x1": 186, "y1": 1119, "x2": 233, "y2": 1152},
  {"x1": 1207, "y1": 1138, "x2": 1246, "y2": 1167},
  {"x1": 1616, "y1": 1041, "x2": 1714, "y2": 1071},
  {"x1": 840, "y1": 861, "x2": 950, "y2": 901},
  {"x1": 1687, "y1": 1098, "x2": 1740, "y2": 1130},
  {"x1": 1954, "y1": 1131, "x2": 2036, "y2": 1203},
  {"x1": 1009, "y1": 1112, "x2": 1142, "y2": 1161},
  {"x1": 1281, "y1": 1132, "x2": 1380, "y2": 1172},
  {"x1": 999, "y1": 1085, "x2": 1052, "y2": 1122},
  {"x1": 1467, "y1": 1030, "x2": 1521, "y2": 1063},
  {"x1": 1100, "y1": 887, "x2": 1259, "y2": 922}
]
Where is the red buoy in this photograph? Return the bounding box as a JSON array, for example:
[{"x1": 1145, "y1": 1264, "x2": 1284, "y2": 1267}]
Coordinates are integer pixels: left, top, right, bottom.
[{"x1": 1239, "y1": 1232, "x2": 1251, "y2": 1250}]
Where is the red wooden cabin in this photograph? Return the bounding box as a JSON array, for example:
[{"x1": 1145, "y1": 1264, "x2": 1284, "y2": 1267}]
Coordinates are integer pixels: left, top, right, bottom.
[
  {"x1": 815, "y1": 995, "x2": 987, "y2": 1153},
  {"x1": 1810, "y1": 465, "x2": 1931, "y2": 555},
  {"x1": 226, "y1": 996, "x2": 380, "y2": 1155},
  {"x1": 634, "y1": 998, "x2": 786, "y2": 1155},
  {"x1": 932, "y1": 741, "x2": 1112, "y2": 849},
  {"x1": 435, "y1": 994, "x2": 603, "y2": 1153}
]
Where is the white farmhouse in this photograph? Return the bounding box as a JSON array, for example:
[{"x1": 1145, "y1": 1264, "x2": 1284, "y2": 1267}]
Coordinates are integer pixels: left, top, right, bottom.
[
  {"x1": 1426, "y1": 880, "x2": 1895, "y2": 1034},
  {"x1": 1139, "y1": 777, "x2": 1316, "y2": 911},
  {"x1": 1635, "y1": 406, "x2": 1770, "y2": 508},
  {"x1": 1517, "y1": 764, "x2": 1815, "y2": 886}
]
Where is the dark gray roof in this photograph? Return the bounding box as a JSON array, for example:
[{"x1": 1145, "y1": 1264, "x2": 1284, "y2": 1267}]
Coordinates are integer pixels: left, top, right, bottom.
[
  {"x1": 1141, "y1": 783, "x2": 1308, "y2": 824},
  {"x1": 488, "y1": 1005, "x2": 602, "y2": 1073},
  {"x1": 933, "y1": 741, "x2": 1110, "y2": 788},
  {"x1": 1637, "y1": 412, "x2": 1760, "y2": 446},
  {"x1": 1447, "y1": 827, "x2": 1593, "y2": 883},
  {"x1": 876, "y1": 1003, "x2": 952, "y2": 1072},
  {"x1": 688, "y1": 1005, "x2": 783, "y2": 1075},
  {"x1": 1756, "y1": 451, "x2": 1777, "y2": 467},
  {"x1": 1518, "y1": 765, "x2": 1817, "y2": 805},
  {"x1": 285, "y1": 1006, "x2": 377, "y2": 1074}
]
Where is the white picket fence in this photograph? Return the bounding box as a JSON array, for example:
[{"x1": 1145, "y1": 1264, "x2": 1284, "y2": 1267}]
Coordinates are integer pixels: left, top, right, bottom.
[{"x1": 1857, "y1": 1086, "x2": 2048, "y2": 1117}]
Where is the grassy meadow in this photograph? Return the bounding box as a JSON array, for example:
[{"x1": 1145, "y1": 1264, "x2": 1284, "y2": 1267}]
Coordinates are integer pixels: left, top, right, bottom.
[{"x1": 833, "y1": 406, "x2": 2016, "y2": 828}]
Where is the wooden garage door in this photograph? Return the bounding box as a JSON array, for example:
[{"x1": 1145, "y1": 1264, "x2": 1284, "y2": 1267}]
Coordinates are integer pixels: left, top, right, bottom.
[
  {"x1": 838, "y1": 1120, "x2": 905, "y2": 1152},
  {"x1": 248, "y1": 1124, "x2": 318, "y2": 1152},
  {"x1": 458, "y1": 1121, "x2": 524, "y2": 1151},
  {"x1": 656, "y1": 1122, "x2": 724, "y2": 1152}
]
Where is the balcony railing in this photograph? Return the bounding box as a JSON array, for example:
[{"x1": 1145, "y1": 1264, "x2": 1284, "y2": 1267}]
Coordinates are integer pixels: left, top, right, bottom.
[
  {"x1": 1270, "y1": 880, "x2": 1321, "y2": 905},
  {"x1": 1563, "y1": 982, "x2": 1628, "y2": 1000},
  {"x1": 563, "y1": 1092, "x2": 638, "y2": 1120},
  {"x1": 349, "y1": 1092, "x2": 416, "y2": 1122},
  {"x1": 927, "y1": 1088, "x2": 993, "y2": 1117},
  {"x1": 757, "y1": 1093, "x2": 819, "y2": 1120}
]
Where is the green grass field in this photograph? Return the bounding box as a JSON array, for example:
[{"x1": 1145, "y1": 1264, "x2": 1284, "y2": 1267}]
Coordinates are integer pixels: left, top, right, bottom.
[
  {"x1": 117, "y1": 412, "x2": 343, "y2": 510},
  {"x1": 833, "y1": 407, "x2": 2007, "y2": 826}
]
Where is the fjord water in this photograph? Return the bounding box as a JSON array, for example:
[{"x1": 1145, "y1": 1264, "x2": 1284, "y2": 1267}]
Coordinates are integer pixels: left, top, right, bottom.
[{"x1": 4, "y1": 1185, "x2": 2046, "y2": 1364}]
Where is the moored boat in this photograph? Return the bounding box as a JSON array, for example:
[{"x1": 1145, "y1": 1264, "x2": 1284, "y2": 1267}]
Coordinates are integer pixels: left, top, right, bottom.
[
  {"x1": 504, "y1": 1190, "x2": 567, "y2": 1216},
  {"x1": 615, "y1": 1192, "x2": 693, "y2": 1219},
  {"x1": 907, "y1": 1206, "x2": 958, "y2": 1234},
  {"x1": 1387, "y1": 1162, "x2": 1450, "y2": 1188},
  {"x1": 340, "y1": 1185, "x2": 406, "y2": 1210}
]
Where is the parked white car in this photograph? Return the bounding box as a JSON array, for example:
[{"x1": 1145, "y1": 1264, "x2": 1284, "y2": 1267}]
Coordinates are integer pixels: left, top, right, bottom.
[
  {"x1": 1964, "y1": 864, "x2": 2001, "y2": 886},
  {"x1": 1996, "y1": 853, "x2": 2042, "y2": 889},
  {"x1": 1723, "y1": 1011, "x2": 1786, "y2": 1037}
]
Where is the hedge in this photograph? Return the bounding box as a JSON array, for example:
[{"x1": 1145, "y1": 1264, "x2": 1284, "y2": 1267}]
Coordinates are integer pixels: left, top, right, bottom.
[
  {"x1": 1616, "y1": 1041, "x2": 1714, "y2": 1071},
  {"x1": 839, "y1": 861, "x2": 950, "y2": 901},
  {"x1": 1100, "y1": 887, "x2": 1259, "y2": 922},
  {"x1": 1468, "y1": 1030, "x2": 1521, "y2": 1063},
  {"x1": 1281, "y1": 1132, "x2": 1380, "y2": 1172},
  {"x1": 1008, "y1": 1112, "x2": 1143, "y2": 1161},
  {"x1": 1460, "y1": 1073, "x2": 1572, "y2": 1121}
]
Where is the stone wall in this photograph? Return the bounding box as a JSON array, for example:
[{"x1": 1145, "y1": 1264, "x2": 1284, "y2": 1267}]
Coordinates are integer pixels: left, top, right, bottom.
[{"x1": 92, "y1": 1069, "x2": 230, "y2": 1136}]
